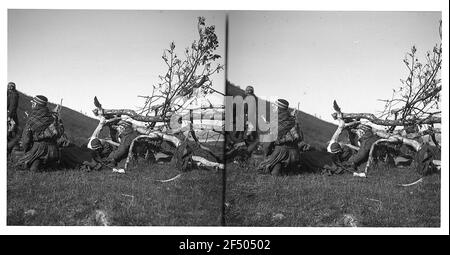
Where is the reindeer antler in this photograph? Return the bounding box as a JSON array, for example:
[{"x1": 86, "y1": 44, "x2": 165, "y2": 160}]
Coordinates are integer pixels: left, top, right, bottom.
[
  {"x1": 333, "y1": 100, "x2": 341, "y2": 113},
  {"x1": 94, "y1": 96, "x2": 102, "y2": 109}
]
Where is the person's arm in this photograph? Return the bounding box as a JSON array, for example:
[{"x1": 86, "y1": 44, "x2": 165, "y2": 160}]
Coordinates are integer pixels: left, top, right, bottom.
[
  {"x1": 88, "y1": 116, "x2": 120, "y2": 149},
  {"x1": 327, "y1": 116, "x2": 345, "y2": 152},
  {"x1": 277, "y1": 125, "x2": 300, "y2": 144},
  {"x1": 327, "y1": 114, "x2": 361, "y2": 152},
  {"x1": 102, "y1": 139, "x2": 120, "y2": 147},
  {"x1": 88, "y1": 117, "x2": 106, "y2": 149},
  {"x1": 21, "y1": 122, "x2": 32, "y2": 151},
  {"x1": 8, "y1": 92, "x2": 19, "y2": 118}
]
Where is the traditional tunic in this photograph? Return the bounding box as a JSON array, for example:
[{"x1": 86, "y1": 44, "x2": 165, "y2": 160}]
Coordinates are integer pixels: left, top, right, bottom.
[
  {"x1": 18, "y1": 105, "x2": 59, "y2": 168},
  {"x1": 258, "y1": 109, "x2": 300, "y2": 174},
  {"x1": 7, "y1": 89, "x2": 19, "y2": 135}
]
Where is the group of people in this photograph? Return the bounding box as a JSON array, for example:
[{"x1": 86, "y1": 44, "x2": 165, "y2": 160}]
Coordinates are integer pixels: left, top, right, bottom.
[
  {"x1": 227, "y1": 85, "x2": 383, "y2": 176},
  {"x1": 7, "y1": 82, "x2": 141, "y2": 172},
  {"x1": 8, "y1": 81, "x2": 389, "y2": 175}
]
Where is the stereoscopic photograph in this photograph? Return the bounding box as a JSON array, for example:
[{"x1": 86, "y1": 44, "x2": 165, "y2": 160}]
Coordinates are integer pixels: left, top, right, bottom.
[{"x1": 6, "y1": 9, "x2": 443, "y2": 228}]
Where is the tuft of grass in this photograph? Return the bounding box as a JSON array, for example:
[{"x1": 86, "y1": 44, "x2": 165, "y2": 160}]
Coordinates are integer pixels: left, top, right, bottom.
[{"x1": 225, "y1": 161, "x2": 440, "y2": 227}]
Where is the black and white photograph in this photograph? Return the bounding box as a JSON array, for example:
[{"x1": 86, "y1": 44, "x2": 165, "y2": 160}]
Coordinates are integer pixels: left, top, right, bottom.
[
  {"x1": 6, "y1": 10, "x2": 227, "y2": 226},
  {"x1": 224, "y1": 11, "x2": 443, "y2": 227},
  {"x1": 1, "y1": 0, "x2": 448, "y2": 236}
]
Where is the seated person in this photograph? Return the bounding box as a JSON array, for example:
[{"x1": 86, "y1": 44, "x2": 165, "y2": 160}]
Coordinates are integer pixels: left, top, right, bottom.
[
  {"x1": 345, "y1": 124, "x2": 381, "y2": 171},
  {"x1": 90, "y1": 137, "x2": 116, "y2": 159},
  {"x1": 257, "y1": 99, "x2": 300, "y2": 176},
  {"x1": 17, "y1": 95, "x2": 62, "y2": 172},
  {"x1": 97, "y1": 120, "x2": 139, "y2": 167},
  {"x1": 326, "y1": 123, "x2": 381, "y2": 172}
]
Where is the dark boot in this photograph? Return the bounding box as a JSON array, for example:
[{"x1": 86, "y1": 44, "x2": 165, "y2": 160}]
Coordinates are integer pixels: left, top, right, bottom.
[
  {"x1": 271, "y1": 163, "x2": 282, "y2": 176},
  {"x1": 30, "y1": 160, "x2": 42, "y2": 172}
]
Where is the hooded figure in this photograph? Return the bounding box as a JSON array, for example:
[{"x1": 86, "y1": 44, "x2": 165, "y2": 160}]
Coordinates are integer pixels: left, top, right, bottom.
[
  {"x1": 17, "y1": 95, "x2": 60, "y2": 171},
  {"x1": 7, "y1": 82, "x2": 19, "y2": 136},
  {"x1": 257, "y1": 99, "x2": 300, "y2": 176}
]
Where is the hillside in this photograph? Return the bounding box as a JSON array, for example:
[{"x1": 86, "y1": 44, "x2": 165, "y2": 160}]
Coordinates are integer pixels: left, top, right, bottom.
[
  {"x1": 226, "y1": 81, "x2": 337, "y2": 146},
  {"x1": 14, "y1": 91, "x2": 99, "y2": 145},
  {"x1": 13, "y1": 84, "x2": 337, "y2": 147}
]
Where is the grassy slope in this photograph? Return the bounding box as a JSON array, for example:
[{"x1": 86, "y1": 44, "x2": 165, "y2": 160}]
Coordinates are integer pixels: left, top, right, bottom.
[
  {"x1": 226, "y1": 81, "x2": 337, "y2": 145},
  {"x1": 225, "y1": 162, "x2": 440, "y2": 227},
  {"x1": 15, "y1": 91, "x2": 100, "y2": 145}
]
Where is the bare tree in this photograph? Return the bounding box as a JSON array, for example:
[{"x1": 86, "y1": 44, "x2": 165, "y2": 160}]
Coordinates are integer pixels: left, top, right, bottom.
[
  {"x1": 90, "y1": 17, "x2": 225, "y2": 171},
  {"x1": 330, "y1": 21, "x2": 442, "y2": 176},
  {"x1": 138, "y1": 16, "x2": 223, "y2": 123},
  {"x1": 379, "y1": 21, "x2": 442, "y2": 135},
  {"x1": 333, "y1": 21, "x2": 442, "y2": 134}
]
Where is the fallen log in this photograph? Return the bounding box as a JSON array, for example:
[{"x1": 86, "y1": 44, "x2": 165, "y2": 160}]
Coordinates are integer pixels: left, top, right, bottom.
[
  {"x1": 331, "y1": 100, "x2": 440, "y2": 177},
  {"x1": 332, "y1": 112, "x2": 441, "y2": 126}
]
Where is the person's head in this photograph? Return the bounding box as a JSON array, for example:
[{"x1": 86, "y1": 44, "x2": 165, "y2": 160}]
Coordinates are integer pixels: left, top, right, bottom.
[
  {"x1": 276, "y1": 99, "x2": 289, "y2": 111},
  {"x1": 351, "y1": 124, "x2": 373, "y2": 140},
  {"x1": 245, "y1": 86, "x2": 254, "y2": 96},
  {"x1": 330, "y1": 142, "x2": 342, "y2": 154},
  {"x1": 90, "y1": 138, "x2": 103, "y2": 152},
  {"x1": 116, "y1": 120, "x2": 133, "y2": 135},
  {"x1": 8, "y1": 82, "x2": 16, "y2": 91},
  {"x1": 31, "y1": 95, "x2": 48, "y2": 109}
]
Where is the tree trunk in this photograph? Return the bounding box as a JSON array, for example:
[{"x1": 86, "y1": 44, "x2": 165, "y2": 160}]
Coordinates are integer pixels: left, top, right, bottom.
[{"x1": 335, "y1": 112, "x2": 440, "y2": 126}]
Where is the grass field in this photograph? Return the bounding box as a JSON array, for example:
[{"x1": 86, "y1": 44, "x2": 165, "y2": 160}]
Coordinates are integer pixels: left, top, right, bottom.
[
  {"x1": 7, "y1": 149, "x2": 223, "y2": 226},
  {"x1": 7, "y1": 151, "x2": 440, "y2": 227},
  {"x1": 225, "y1": 161, "x2": 440, "y2": 227}
]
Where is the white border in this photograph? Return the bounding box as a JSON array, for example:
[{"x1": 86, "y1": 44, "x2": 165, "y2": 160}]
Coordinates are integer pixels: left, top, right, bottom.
[{"x1": 1, "y1": 0, "x2": 448, "y2": 235}]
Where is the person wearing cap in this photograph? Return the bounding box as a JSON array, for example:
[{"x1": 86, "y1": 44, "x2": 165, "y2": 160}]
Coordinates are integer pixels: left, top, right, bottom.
[
  {"x1": 329, "y1": 142, "x2": 356, "y2": 164},
  {"x1": 257, "y1": 99, "x2": 300, "y2": 176},
  {"x1": 90, "y1": 137, "x2": 115, "y2": 159},
  {"x1": 326, "y1": 123, "x2": 380, "y2": 172},
  {"x1": 7, "y1": 82, "x2": 20, "y2": 137},
  {"x1": 105, "y1": 120, "x2": 139, "y2": 166},
  {"x1": 18, "y1": 95, "x2": 60, "y2": 171},
  {"x1": 345, "y1": 124, "x2": 381, "y2": 171}
]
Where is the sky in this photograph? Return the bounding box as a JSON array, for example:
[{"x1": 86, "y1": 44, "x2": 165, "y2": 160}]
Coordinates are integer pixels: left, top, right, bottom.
[
  {"x1": 228, "y1": 11, "x2": 442, "y2": 123},
  {"x1": 8, "y1": 10, "x2": 226, "y2": 117},
  {"x1": 7, "y1": 10, "x2": 442, "y2": 123}
]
